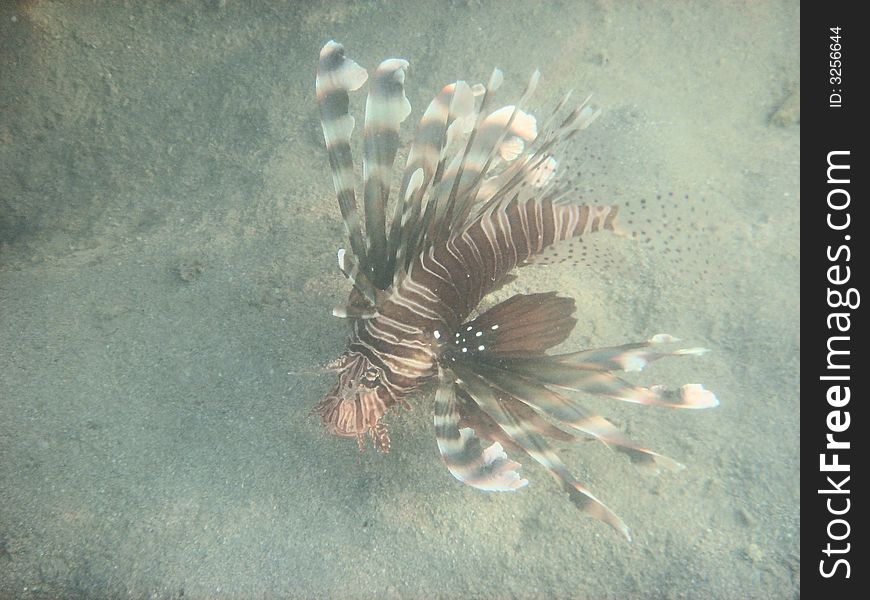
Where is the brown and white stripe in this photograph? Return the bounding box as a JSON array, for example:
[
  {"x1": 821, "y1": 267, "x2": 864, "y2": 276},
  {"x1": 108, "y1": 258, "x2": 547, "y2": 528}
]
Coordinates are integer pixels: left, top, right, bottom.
[
  {"x1": 312, "y1": 41, "x2": 718, "y2": 540},
  {"x1": 363, "y1": 58, "x2": 412, "y2": 288},
  {"x1": 434, "y1": 366, "x2": 528, "y2": 491},
  {"x1": 388, "y1": 81, "x2": 476, "y2": 276},
  {"x1": 452, "y1": 362, "x2": 632, "y2": 541},
  {"x1": 366, "y1": 197, "x2": 620, "y2": 342},
  {"x1": 501, "y1": 344, "x2": 719, "y2": 410},
  {"x1": 315, "y1": 41, "x2": 369, "y2": 268},
  {"x1": 472, "y1": 361, "x2": 685, "y2": 472}
]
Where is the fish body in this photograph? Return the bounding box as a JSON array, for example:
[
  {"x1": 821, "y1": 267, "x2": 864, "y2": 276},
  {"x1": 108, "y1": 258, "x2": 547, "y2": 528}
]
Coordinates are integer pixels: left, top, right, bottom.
[{"x1": 310, "y1": 41, "x2": 717, "y2": 539}]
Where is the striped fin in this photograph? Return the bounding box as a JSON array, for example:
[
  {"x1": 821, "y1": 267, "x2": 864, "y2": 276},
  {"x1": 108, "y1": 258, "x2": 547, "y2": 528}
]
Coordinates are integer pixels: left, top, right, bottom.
[
  {"x1": 503, "y1": 352, "x2": 719, "y2": 409},
  {"x1": 459, "y1": 87, "x2": 592, "y2": 221},
  {"x1": 453, "y1": 363, "x2": 632, "y2": 540},
  {"x1": 454, "y1": 388, "x2": 575, "y2": 455},
  {"x1": 395, "y1": 195, "x2": 622, "y2": 333},
  {"x1": 471, "y1": 362, "x2": 684, "y2": 472},
  {"x1": 388, "y1": 81, "x2": 476, "y2": 275},
  {"x1": 552, "y1": 333, "x2": 711, "y2": 373},
  {"x1": 570, "y1": 414, "x2": 684, "y2": 471},
  {"x1": 468, "y1": 93, "x2": 602, "y2": 224},
  {"x1": 450, "y1": 293, "x2": 576, "y2": 358},
  {"x1": 559, "y1": 93, "x2": 601, "y2": 134},
  {"x1": 443, "y1": 101, "x2": 539, "y2": 229},
  {"x1": 434, "y1": 367, "x2": 528, "y2": 491},
  {"x1": 336, "y1": 248, "x2": 378, "y2": 307},
  {"x1": 476, "y1": 154, "x2": 559, "y2": 206},
  {"x1": 538, "y1": 91, "x2": 599, "y2": 142},
  {"x1": 468, "y1": 196, "x2": 620, "y2": 293},
  {"x1": 316, "y1": 41, "x2": 369, "y2": 266},
  {"x1": 475, "y1": 391, "x2": 578, "y2": 444},
  {"x1": 363, "y1": 58, "x2": 412, "y2": 288},
  {"x1": 399, "y1": 80, "x2": 608, "y2": 286},
  {"x1": 420, "y1": 67, "x2": 506, "y2": 251},
  {"x1": 436, "y1": 71, "x2": 541, "y2": 237}
]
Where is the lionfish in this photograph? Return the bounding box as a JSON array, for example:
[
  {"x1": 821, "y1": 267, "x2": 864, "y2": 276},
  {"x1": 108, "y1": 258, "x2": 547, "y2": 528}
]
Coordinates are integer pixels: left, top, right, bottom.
[{"x1": 311, "y1": 40, "x2": 717, "y2": 539}]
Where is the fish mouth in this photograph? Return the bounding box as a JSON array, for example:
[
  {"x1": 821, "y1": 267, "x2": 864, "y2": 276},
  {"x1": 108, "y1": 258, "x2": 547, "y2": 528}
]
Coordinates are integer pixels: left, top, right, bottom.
[
  {"x1": 311, "y1": 393, "x2": 364, "y2": 438},
  {"x1": 311, "y1": 352, "x2": 375, "y2": 438},
  {"x1": 311, "y1": 386, "x2": 392, "y2": 452}
]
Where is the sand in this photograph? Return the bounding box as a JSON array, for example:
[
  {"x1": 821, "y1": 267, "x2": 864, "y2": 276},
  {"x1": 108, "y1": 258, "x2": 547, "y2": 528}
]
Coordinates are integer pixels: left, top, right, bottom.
[{"x1": 1, "y1": 1, "x2": 799, "y2": 598}]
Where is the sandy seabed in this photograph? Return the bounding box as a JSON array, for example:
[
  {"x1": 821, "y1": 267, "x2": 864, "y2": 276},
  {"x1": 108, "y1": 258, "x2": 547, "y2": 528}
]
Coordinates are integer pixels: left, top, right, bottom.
[{"x1": 1, "y1": 2, "x2": 799, "y2": 599}]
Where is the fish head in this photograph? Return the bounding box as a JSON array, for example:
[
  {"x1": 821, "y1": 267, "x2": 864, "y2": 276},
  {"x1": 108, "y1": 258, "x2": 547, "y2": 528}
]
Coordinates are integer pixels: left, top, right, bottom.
[{"x1": 311, "y1": 351, "x2": 392, "y2": 452}]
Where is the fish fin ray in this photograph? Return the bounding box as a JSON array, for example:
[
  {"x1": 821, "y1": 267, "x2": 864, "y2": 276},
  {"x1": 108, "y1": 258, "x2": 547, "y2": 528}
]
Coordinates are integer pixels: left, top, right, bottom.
[
  {"x1": 363, "y1": 58, "x2": 411, "y2": 287},
  {"x1": 388, "y1": 82, "x2": 476, "y2": 275},
  {"x1": 434, "y1": 367, "x2": 528, "y2": 491},
  {"x1": 316, "y1": 41, "x2": 369, "y2": 267},
  {"x1": 473, "y1": 362, "x2": 683, "y2": 473},
  {"x1": 453, "y1": 364, "x2": 630, "y2": 540},
  {"x1": 456, "y1": 293, "x2": 577, "y2": 358}
]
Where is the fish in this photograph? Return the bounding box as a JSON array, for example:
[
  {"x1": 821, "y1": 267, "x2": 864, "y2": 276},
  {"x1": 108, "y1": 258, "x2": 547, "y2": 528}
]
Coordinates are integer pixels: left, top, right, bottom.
[{"x1": 311, "y1": 40, "x2": 718, "y2": 540}]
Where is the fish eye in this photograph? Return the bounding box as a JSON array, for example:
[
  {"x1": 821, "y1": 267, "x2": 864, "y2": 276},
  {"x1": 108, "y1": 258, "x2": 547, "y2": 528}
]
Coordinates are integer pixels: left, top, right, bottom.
[{"x1": 361, "y1": 370, "x2": 381, "y2": 389}]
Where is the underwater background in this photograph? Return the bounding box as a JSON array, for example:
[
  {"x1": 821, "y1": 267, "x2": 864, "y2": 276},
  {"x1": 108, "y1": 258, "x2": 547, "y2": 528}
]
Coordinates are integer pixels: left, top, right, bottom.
[{"x1": 1, "y1": 1, "x2": 799, "y2": 598}]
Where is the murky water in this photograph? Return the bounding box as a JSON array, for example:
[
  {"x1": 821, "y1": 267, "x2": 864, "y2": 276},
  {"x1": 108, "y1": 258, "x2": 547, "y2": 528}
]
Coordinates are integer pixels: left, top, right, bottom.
[{"x1": 1, "y1": 2, "x2": 799, "y2": 598}]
